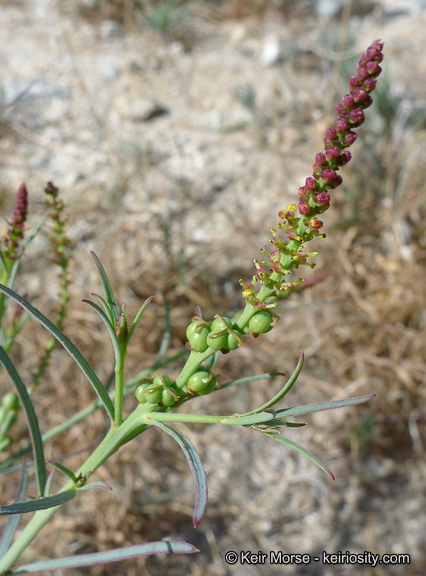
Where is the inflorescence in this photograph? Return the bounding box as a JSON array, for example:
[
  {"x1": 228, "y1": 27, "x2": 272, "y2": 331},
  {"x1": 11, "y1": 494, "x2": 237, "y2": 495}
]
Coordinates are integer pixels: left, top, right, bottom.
[{"x1": 242, "y1": 40, "x2": 384, "y2": 308}]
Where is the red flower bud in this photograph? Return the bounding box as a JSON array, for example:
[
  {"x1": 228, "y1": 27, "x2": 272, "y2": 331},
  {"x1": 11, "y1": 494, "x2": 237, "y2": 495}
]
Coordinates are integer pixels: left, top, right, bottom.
[
  {"x1": 338, "y1": 151, "x2": 352, "y2": 166},
  {"x1": 322, "y1": 168, "x2": 338, "y2": 183},
  {"x1": 325, "y1": 127, "x2": 338, "y2": 141},
  {"x1": 326, "y1": 147, "x2": 341, "y2": 162},
  {"x1": 309, "y1": 217, "x2": 323, "y2": 230},
  {"x1": 298, "y1": 186, "x2": 308, "y2": 198},
  {"x1": 298, "y1": 199, "x2": 311, "y2": 215},
  {"x1": 352, "y1": 87, "x2": 368, "y2": 103},
  {"x1": 349, "y1": 76, "x2": 359, "y2": 90},
  {"x1": 348, "y1": 108, "x2": 365, "y2": 126},
  {"x1": 340, "y1": 131, "x2": 357, "y2": 147},
  {"x1": 362, "y1": 77, "x2": 377, "y2": 93},
  {"x1": 366, "y1": 61, "x2": 382, "y2": 77},
  {"x1": 359, "y1": 95, "x2": 373, "y2": 110},
  {"x1": 336, "y1": 102, "x2": 345, "y2": 116},
  {"x1": 356, "y1": 66, "x2": 370, "y2": 83},
  {"x1": 316, "y1": 192, "x2": 330, "y2": 206},
  {"x1": 315, "y1": 153, "x2": 327, "y2": 166},
  {"x1": 305, "y1": 177, "x2": 317, "y2": 191},
  {"x1": 342, "y1": 94, "x2": 354, "y2": 108},
  {"x1": 335, "y1": 117, "x2": 350, "y2": 133}
]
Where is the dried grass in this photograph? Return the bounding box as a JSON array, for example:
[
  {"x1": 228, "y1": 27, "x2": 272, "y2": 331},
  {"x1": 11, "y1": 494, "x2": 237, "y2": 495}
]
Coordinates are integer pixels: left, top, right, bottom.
[{"x1": 1, "y1": 2, "x2": 425, "y2": 575}]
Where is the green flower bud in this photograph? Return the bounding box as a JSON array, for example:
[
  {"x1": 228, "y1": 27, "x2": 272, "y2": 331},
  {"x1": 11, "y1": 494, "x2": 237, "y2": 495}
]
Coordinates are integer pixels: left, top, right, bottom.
[
  {"x1": 162, "y1": 388, "x2": 177, "y2": 406},
  {"x1": 153, "y1": 374, "x2": 172, "y2": 388},
  {"x1": 135, "y1": 383, "x2": 151, "y2": 404},
  {"x1": 2, "y1": 392, "x2": 20, "y2": 411},
  {"x1": 227, "y1": 328, "x2": 244, "y2": 350},
  {"x1": 248, "y1": 310, "x2": 273, "y2": 334},
  {"x1": 187, "y1": 368, "x2": 212, "y2": 393},
  {"x1": 207, "y1": 330, "x2": 228, "y2": 350},
  {"x1": 144, "y1": 386, "x2": 164, "y2": 404},
  {"x1": 187, "y1": 321, "x2": 211, "y2": 352},
  {"x1": 197, "y1": 378, "x2": 217, "y2": 395}
]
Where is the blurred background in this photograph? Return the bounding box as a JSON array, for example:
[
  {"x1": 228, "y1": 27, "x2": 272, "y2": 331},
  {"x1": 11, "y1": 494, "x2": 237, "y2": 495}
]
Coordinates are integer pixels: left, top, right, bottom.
[{"x1": 0, "y1": 0, "x2": 425, "y2": 574}]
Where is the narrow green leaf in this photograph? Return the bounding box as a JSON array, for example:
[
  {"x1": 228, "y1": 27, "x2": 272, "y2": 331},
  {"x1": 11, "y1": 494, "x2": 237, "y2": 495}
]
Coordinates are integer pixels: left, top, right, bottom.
[
  {"x1": 90, "y1": 252, "x2": 119, "y2": 325},
  {"x1": 242, "y1": 353, "x2": 304, "y2": 416},
  {"x1": 219, "y1": 412, "x2": 276, "y2": 426},
  {"x1": 88, "y1": 293, "x2": 114, "y2": 325},
  {"x1": 0, "y1": 463, "x2": 28, "y2": 556},
  {"x1": 82, "y1": 299, "x2": 121, "y2": 364},
  {"x1": 11, "y1": 541, "x2": 198, "y2": 573},
  {"x1": 0, "y1": 284, "x2": 114, "y2": 421},
  {"x1": 0, "y1": 347, "x2": 46, "y2": 497},
  {"x1": 77, "y1": 481, "x2": 112, "y2": 492},
  {"x1": 127, "y1": 295, "x2": 155, "y2": 343},
  {"x1": 275, "y1": 394, "x2": 376, "y2": 418},
  {"x1": 220, "y1": 372, "x2": 284, "y2": 390},
  {"x1": 270, "y1": 434, "x2": 335, "y2": 481},
  {"x1": 0, "y1": 491, "x2": 75, "y2": 515},
  {"x1": 149, "y1": 420, "x2": 207, "y2": 527},
  {"x1": 48, "y1": 462, "x2": 76, "y2": 483}
]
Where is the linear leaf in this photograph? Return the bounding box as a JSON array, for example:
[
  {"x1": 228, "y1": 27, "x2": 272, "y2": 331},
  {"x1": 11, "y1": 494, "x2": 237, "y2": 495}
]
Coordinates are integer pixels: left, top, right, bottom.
[
  {"x1": 275, "y1": 394, "x2": 376, "y2": 418},
  {"x1": 11, "y1": 541, "x2": 198, "y2": 573},
  {"x1": 0, "y1": 347, "x2": 46, "y2": 497},
  {"x1": 0, "y1": 490, "x2": 75, "y2": 516},
  {"x1": 82, "y1": 299, "x2": 121, "y2": 364},
  {"x1": 270, "y1": 434, "x2": 335, "y2": 481},
  {"x1": 149, "y1": 420, "x2": 207, "y2": 527},
  {"x1": 0, "y1": 284, "x2": 114, "y2": 421},
  {"x1": 77, "y1": 481, "x2": 112, "y2": 492},
  {"x1": 219, "y1": 412, "x2": 276, "y2": 426},
  {"x1": 48, "y1": 462, "x2": 76, "y2": 482},
  {"x1": 220, "y1": 372, "x2": 284, "y2": 390},
  {"x1": 90, "y1": 252, "x2": 119, "y2": 325},
  {"x1": 127, "y1": 296, "x2": 155, "y2": 343},
  {"x1": 0, "y1": 463, "x2": 28, "y2": 556},
  {"x1": 242, "y1": 352, "x2": 304, "y2": 416},
  {"x1": 88, "y1": 293, "x2": 114, "y2": 325}
]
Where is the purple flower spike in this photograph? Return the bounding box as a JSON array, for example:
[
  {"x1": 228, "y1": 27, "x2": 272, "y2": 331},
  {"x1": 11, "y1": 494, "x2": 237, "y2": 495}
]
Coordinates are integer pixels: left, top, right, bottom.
[
  {"x1": 253, "y1": 41, "x2": 383, "y2": 296},
  {"x1": 4, "y1": 183, "x2": 29, "y2": 261}
]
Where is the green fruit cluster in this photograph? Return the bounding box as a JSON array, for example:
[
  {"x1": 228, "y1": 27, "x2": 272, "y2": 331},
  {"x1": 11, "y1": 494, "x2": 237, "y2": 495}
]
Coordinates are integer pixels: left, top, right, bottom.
[
  {"x1": 186, "y1": 317, "x2": 244, "y2": 353},
  {"x1": 135, "y1": 375, "x2": 179, "y2": 407}
]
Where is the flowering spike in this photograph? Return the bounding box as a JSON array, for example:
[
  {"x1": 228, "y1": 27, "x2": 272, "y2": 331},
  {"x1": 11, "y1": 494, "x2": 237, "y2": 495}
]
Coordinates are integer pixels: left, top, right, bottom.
[
  {"x1": 3, "y1": 183, "x2": 28, "y2": 263},
  {"x1": 248, "y1": 40, "x2": 384, "y2": 306}
]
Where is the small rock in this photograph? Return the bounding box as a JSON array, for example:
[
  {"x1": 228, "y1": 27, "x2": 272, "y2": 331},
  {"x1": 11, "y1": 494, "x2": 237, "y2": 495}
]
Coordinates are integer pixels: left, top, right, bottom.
[
  {"x1": 114, "y1": 95, "x2": 169, "y2": 122},
  {"x1": 259, "y1": 34, "x2": 282, "y2": 67},
  {"x1": 99, "y1": 60, "x2": 121, "y2": 79},
  {"x1": 99, "y1": 19, "x2": 123, "y2": 40}
]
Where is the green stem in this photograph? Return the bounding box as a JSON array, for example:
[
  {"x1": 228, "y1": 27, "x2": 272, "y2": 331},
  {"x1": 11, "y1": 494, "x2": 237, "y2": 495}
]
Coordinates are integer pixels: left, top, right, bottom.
[
  {"x1": 174, "y1": 349, "x2": 214, "y2": 389},
  {"x1": 0, "y1": 403, "x2": 155, "y2": 575},
  {"x1": 114, "y1": 344, "x2": 126, "y2": 427}
]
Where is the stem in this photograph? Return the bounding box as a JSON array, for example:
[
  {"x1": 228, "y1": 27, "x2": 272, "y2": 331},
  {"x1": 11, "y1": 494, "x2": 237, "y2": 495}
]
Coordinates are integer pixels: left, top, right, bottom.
[
  {"x1": 0, "y1": 403, "x2": 155, "y2": 575},
  {"x1": 174, "y1": 349, "x2": 214, "y2": 389},
  {"x1": 114, "y1": 344, "x2": 126, "y2": 427}
]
